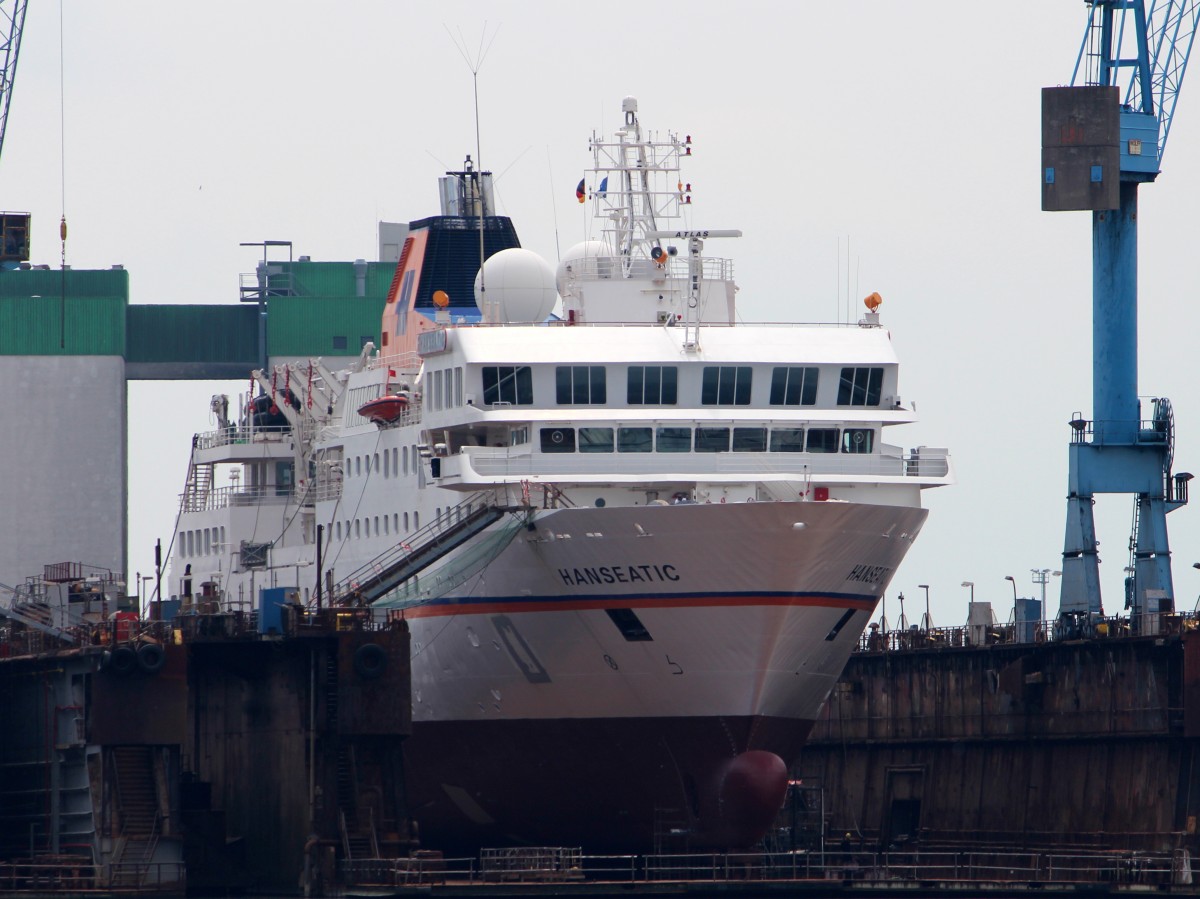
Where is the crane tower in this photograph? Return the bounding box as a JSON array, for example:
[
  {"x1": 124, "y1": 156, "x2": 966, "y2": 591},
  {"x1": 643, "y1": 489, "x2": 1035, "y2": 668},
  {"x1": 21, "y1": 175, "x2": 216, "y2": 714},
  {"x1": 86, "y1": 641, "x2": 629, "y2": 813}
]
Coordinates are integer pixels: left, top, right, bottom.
[{"x1": 1042, "y1": 0, "x2": 1198, "y2": 626}]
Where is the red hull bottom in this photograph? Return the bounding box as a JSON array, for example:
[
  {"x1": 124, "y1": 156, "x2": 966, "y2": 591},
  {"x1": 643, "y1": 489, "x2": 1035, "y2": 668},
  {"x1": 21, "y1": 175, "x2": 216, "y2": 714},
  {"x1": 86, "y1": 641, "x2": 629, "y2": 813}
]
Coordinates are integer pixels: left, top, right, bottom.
[{"x1": 402, "y1": 715, "x2": 813, "y2": 853}]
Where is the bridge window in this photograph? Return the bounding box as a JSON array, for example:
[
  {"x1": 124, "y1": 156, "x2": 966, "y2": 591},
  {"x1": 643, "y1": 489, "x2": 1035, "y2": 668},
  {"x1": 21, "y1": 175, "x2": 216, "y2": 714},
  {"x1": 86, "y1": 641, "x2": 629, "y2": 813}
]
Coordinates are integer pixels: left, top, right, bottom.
[
  {"x1": 540, "y1": 427, "x2": 576, "y2": 453},
  {"x1": 694, "y1": 427, "x2": 730, "y2": 453},
  {"x1": 842, "y1": 428, "x2": 874, "y2": 454},
  {"x1": 807, "y1": 428, "x2": 840, "y2": 453},
  {"x1": 618, "y1": 427, "x2": 653, "y2": 453},
  {"x1": 579, "y1": 427, "x2": 614, "y2": 453},
  {"x1": 627, "y1": 365, "x2": 678, "y2": 405},
  {"x1": 482, "y1": 366, "x2": 533, "y2": 405},
  {"x1": 770, "y1": 366, "x2": 819, "y2": 406},
  {"x1": 556, "y1": 366, "x2": 607, "y2": 404},
  {"x1": 733, "y1": 427, "x2": 767, "y2": 452},
  {"x1": 701, "y1": 366, "x2": 752, "y2": 406},
  {"x1": 656, "y1": 427, "x2": 691, "y2": 453},
  {"x1": 837, "y1": 367, "x2": 883, "y2": 406},
  {"x1": 769, "y1": 428, "x2": 805, "y2": 453}
]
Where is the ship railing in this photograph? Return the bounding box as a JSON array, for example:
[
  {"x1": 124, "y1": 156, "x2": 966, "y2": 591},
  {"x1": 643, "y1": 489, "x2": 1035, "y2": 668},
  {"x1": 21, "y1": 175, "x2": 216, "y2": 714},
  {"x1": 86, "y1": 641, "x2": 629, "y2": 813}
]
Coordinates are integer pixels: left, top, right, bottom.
[
  {"x1": 180, "y1": 484, "x2": 296, "y2": 513},
  {"x1": 336, "y1": 848, "x2": 1185, "y2": 888},
  {"x1": 367, "y1": 350, "x2": 421, "y2": 374},
  {"x1": 558, "y1": 254, "x2": 733, "y2": 283},
  {"x1": 446, "y1": 445, "x2": 950, "y2": 481},
  {"x1": 193, "y1": 423, "x2": 292, "y2": 451}
]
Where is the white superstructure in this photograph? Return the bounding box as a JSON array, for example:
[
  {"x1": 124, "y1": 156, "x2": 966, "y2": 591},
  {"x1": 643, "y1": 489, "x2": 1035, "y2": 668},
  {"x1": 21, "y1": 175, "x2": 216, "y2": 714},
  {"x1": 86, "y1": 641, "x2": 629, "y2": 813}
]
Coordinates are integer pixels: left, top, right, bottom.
[{"x1": 168, "y1": 97, "x2": 952, "y2": 851}]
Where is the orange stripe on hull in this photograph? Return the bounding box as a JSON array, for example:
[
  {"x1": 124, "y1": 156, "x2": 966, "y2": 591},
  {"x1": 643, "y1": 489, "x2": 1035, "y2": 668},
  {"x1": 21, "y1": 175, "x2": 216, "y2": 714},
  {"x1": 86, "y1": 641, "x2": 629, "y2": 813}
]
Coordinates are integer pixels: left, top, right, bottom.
[{"x1": 399, "y1": 593, "x2": 875, "y2": 619}]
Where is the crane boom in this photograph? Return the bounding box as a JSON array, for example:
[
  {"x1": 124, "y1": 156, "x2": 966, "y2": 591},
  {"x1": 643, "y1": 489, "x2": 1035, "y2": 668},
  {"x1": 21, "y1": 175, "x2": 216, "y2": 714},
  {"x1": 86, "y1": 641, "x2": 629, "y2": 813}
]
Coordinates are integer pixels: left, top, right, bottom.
[
  {"x1": 1071, "y1": 0, "x2": 1199, "y2": 171},
  {"x1": 0, "y1": 0, "x2": 28, "y2": 164}
]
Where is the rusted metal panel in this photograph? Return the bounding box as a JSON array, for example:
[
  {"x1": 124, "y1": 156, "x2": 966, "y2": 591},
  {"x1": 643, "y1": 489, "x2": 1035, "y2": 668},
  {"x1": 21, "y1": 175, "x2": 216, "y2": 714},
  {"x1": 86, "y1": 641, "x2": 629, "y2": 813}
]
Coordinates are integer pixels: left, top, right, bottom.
[
  {"x1": 91, "y1": 643, "x2": 186, "y2": 744},
  {"x1": 802, "y1": 637, "x2": 1192, "y2": 853},
  {"x1": 336, "y1": 623, "x2": 411, "y2": 736},
  {"x1": 1183, "y1": 632, "x2": 1200, "y2": 737}
]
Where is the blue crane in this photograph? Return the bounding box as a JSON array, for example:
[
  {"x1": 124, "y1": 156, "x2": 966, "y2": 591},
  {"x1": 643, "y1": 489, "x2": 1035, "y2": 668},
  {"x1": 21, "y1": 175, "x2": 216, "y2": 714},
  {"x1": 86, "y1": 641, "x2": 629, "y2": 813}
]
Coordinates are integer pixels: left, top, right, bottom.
[
  {"x1": 0, "y1": 0, "x2": 27, "y2": 164},
  {"x1": 1043, "y1": 0, "x2": 1198, "y2": 626}
]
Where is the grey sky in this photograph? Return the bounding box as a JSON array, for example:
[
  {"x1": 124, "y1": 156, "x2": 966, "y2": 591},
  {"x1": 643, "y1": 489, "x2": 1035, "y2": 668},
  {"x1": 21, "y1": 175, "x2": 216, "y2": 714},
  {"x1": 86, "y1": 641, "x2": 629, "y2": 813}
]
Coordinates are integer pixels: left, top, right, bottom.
[{"x1": 5, "y1": 2, "x2": 1199, "y2": 624}]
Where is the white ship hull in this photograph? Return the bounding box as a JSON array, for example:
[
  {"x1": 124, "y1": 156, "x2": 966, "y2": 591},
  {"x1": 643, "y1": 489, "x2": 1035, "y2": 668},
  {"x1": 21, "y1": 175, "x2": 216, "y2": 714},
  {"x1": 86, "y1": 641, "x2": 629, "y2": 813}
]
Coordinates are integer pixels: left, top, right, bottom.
[{"x1": 386, "y1": 499, "x2": 925, "y2": 848}]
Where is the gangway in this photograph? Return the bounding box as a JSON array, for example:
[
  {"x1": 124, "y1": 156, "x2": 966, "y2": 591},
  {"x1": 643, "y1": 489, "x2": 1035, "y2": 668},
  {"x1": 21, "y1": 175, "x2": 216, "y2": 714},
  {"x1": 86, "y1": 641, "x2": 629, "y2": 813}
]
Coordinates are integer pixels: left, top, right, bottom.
[{"x1": 328, "y1": 493, "x2": 527, "y2": 607}]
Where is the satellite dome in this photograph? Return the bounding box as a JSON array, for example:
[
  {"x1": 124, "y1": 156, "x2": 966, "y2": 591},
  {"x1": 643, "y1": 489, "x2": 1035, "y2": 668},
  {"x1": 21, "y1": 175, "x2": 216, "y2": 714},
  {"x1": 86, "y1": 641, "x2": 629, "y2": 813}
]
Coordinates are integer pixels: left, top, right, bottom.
[
  {"x1": 556, "y1": 240, "x2": 611, "y2": 296},
  {"x1": 474, "y1": 248, "x2": 558, "y2": 323}
]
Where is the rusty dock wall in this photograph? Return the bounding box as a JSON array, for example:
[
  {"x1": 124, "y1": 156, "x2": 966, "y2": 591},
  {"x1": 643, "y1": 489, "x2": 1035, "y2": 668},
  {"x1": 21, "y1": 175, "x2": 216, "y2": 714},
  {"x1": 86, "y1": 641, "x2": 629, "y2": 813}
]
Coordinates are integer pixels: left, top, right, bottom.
[{"x1": 798, "y1": 629, "x2": 1200, "y2": 852}]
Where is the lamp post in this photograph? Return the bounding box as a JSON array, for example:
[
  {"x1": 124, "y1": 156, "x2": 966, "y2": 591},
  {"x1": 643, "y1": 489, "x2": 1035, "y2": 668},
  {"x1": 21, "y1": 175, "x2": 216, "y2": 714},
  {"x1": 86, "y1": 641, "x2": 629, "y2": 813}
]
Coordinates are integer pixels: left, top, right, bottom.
[
  {"x1": 1030, "y1": 568, "x2": 1062, "y2": 605},
  {"x1": 961, "y1": 581, "x2": 974, "y2": 603},
  {"x1": 918, "y1": 584, "x2": 931, "y2": 631},
  {"x1": 1005, "y1": 575, "x2": 1017, "y2": 625}
]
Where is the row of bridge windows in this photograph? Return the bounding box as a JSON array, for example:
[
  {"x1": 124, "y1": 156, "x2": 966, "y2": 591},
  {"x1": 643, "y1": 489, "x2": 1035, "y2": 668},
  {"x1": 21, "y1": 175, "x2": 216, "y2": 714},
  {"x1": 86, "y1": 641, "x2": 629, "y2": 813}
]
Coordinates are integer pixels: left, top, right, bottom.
[
  {"x1": 538, "y1": 425, "x2": 875, "y2": 455},
  {"x1": 482, "y1": 365, "x2": 884, "y2": 408}
]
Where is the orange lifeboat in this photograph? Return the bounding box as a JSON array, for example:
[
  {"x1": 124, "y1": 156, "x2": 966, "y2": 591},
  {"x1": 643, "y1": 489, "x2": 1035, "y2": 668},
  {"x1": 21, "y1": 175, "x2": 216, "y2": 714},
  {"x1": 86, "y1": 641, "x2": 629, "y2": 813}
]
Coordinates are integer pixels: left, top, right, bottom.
[{"x1": 357, "y1": 394, "x2": 409, "y2": 425}]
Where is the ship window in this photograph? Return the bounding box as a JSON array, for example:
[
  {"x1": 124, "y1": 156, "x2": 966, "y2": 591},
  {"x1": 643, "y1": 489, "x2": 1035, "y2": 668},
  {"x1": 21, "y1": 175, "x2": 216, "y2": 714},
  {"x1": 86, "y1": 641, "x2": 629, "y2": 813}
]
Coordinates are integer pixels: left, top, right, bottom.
[
  {"x1": 695, "y1": 427, "x2": 730, "y2": 453},
  {"x1": 455, "y1": 367, "x2": 463, "y2": 406},
  {"x1": 618, "y1": 427, "x2": 653, "y2": 453},
  {"x1": 733, "y1": 427, "x2": 767, "y2": 452},
  {"x1": 355, "y1": 456, "x2": 362, "y2": 477},
  {"x1": 627, "y1": 365, "x2": 678, "y2": 405},
  {"x1": 540, "y1": 427, "x2": 576, "y2": 453},
  {"x1": 770, "y1": 366, "x2": 819, "y2": 406},
  {"x1": 769, "y1": 428, "x2": 805, "y2": 453},
  {"x1": 556, "y1": 366, "x2": 607, "y2": 405},
  {"x1": 374, "y1": 453, "x2": 380, "y2": 474},
  {"x1": 392, "y1": 447, "x2": 398, "y2": 474},
  {"x1": 220, "y1": 526, "x2": 225, "y2": 550},
  {"x1": 606, "y1": 608, "x2": 654, "y2": 642},
  {"x1": 354, "y1": 520, "x2": 361, "y2": 538},
  {"x1": 374, "y1": 515, "x2": 380, "y2": 535},
  {"x1": 414, "y1": 511, "x2": 420, "y2": 529},
  {"x1": 511, "y1": 427, "x2": 529, "y2": 445},
  {"x1": 579, "y1": 427, "x2": 615, "y2": 453},
  {"x1": 404, "y1": 512, "x2": 409, "y2": 531},
  {"x1": 336, "y1": 521, "x2": 342, "y2": 540},
  {"x1": 333, "y1": 335, "x2": 348, "y2": 350},
  {"x1": 186, "y1": 531, "x2": 194, "y2": 556},
  {"x1": 807, "y1": 428, "x2": 840, "y2": 453},
  {"x1": 842, "y1": 428, "x2": 874, "y2": 454},
  {"x1": 393, "y1": 513, "x2": 399, "y2": 533},
  {"x1": 482, "y1": 366, "x2": 533, "y2": 405},
  {"x1": 701, "y1": 366, "x2": 752, "y2": 405},
  {"x1": 656, "y1": 427, "x2": 691, "y2": 453},
  {"x1": 204, "y1": 529, "x2": 211, "y2": 554},
  {"x1": 837, "y1": 367, "x2": 883, "y2": 406},
  {"x1": 383, "y1": 517, "x2": 389, "y2": 535},
  {"x1": 364, "y1": 518, "x2": 371, "y2": 537},
  {"x1": 384, "y1": 452, "x2": 390, "y2": 478},
  {"x1": 403, "y1": 446, "x2": 408, "y2": 474}
]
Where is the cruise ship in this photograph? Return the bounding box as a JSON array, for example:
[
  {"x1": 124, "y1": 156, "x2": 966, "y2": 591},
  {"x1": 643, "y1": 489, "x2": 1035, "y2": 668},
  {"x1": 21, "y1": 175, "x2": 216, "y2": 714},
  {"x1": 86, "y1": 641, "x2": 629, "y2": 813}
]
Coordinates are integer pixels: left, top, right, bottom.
[{"x1": 169, "y1": 97, "x2": 953, "y2": 851}]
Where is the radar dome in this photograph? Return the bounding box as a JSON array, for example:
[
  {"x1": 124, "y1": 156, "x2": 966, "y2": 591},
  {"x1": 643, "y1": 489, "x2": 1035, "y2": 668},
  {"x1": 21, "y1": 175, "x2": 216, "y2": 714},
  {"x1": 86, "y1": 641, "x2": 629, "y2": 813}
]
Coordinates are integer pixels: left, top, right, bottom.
[
  {"x1": 474, "y1": 248, "x2": 559, "y2": 323},
  {"x1": 556, "y1": 240, "x2": 611, "y2": 296}
]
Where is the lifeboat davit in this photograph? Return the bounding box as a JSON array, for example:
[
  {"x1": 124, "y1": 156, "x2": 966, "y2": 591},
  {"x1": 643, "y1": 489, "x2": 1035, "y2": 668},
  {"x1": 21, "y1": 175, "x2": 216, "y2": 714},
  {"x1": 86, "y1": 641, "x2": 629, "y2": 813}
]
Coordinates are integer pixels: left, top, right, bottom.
[{"x1": 357, "y1": 394, "x2": 408, "y2": 425}]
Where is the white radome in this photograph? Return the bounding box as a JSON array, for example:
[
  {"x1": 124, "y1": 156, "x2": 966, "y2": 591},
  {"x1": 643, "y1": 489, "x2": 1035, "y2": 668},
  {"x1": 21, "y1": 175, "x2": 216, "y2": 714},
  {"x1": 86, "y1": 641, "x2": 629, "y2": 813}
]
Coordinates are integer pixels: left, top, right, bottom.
[
  {"x1": 474, "y1": 248, "x2": 559, "y2": 323},
  {"x1": 555, "y1": 240, "x2": 611, "y2": 296}
]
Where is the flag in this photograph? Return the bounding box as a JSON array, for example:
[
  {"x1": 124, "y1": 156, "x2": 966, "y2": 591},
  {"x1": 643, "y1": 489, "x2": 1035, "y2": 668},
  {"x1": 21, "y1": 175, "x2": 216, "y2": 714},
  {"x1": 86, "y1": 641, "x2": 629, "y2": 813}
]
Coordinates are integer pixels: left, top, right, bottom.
[
  {"x1": 597, "y1": 176, "x2": 608, "y2": 198},
  {"x1": 575, "y1": 178, "x2": 586, "y2": 203}
]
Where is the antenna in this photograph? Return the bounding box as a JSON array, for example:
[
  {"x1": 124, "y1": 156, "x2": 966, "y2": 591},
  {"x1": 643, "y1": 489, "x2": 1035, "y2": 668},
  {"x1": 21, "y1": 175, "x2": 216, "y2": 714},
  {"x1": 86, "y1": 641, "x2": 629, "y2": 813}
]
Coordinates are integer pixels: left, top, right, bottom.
[{"x1": 446, "y1": 23, "x2": 501, "y2": 320}]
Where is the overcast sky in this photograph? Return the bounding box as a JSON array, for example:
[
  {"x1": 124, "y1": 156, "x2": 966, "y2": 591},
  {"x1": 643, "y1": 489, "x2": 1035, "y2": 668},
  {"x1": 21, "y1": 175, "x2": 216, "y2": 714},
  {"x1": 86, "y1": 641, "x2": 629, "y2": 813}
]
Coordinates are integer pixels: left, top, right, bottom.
[{"x1": 5, "y1": 1, "x2": 1199, "y2": 625}]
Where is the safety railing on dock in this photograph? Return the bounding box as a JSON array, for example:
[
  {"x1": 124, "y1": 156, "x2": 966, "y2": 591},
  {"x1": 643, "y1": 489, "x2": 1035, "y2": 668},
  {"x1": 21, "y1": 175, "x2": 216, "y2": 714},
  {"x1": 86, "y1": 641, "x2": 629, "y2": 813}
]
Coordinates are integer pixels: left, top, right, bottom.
[
  {"x1": 0, "y1": 858, "x2": 184, "y2": 893},
  {"x1": 859, "y1": 608, "x2": 1200, "y2": 652},
  {"x1": 339, "y1": 847, "x2": 1194, "y2": 889}
]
